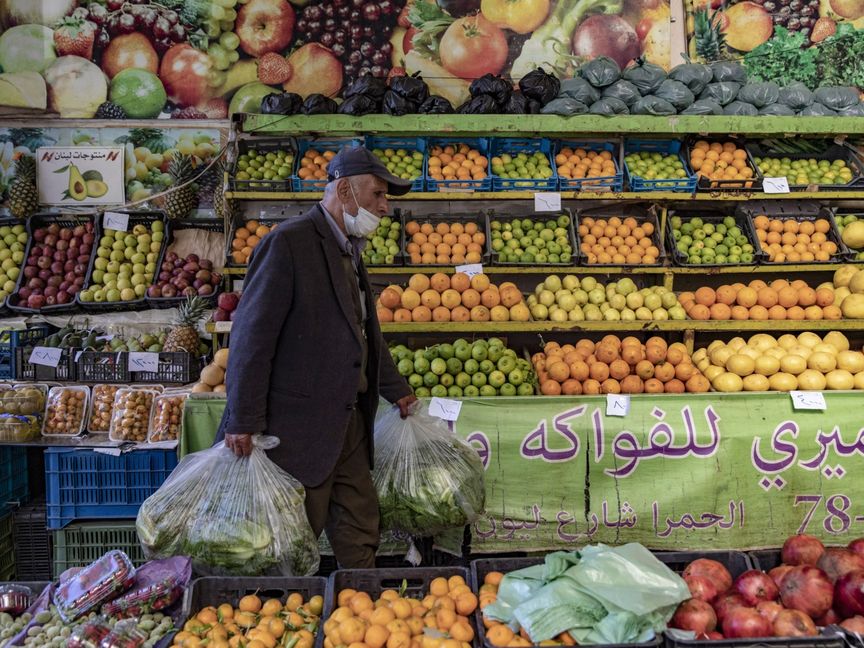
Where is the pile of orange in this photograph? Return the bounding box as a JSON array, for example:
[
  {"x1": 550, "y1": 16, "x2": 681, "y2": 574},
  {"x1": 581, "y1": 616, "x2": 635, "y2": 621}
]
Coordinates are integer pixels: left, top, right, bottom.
[
  {"x1": 555, "y1": 146, "x2": 616, "y2": 182},
  {"x1": 680, "y1": 279, "x2": 840, "y2": 321},
  {"x1": 405, "y1": 220, "x2": 485, "y2": 265},
  {"x1": 377, "y1": 273, "x2": 528, "y2": 323},
  {"x1": 532, "y1": 336, "x2": 710, "y2": 395},
  {"x1": 752, "y1": 214, "x2": 839, "y2": 262},
  {"x1": 230, "y1": 219, "x2": 277, "y2": 265},
  {"x1": 322, "y1": 575, "x2": 477, "y2": 648},
  {"x1": 297, "y1": 148, "x2": 336, "y2": 185},
  {"x1": 577, "y1": 215, "x2": 661, "y2": 265},
  {"x1": 428, "y1": 143, "x2": 488, "y2": 187},
  {"x1": 689, "y1": 140, "x2": 755, "y2": 188}
]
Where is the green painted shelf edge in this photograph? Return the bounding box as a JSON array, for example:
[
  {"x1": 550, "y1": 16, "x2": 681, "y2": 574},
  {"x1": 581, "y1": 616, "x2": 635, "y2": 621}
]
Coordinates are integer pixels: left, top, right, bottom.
[{"x1": 240, "y1": 114, "x2": 864, "y2": 136}]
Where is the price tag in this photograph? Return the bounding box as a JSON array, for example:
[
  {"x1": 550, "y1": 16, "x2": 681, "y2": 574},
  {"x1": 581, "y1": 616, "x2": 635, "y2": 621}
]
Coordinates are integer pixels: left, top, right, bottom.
[
  {"x1": 213, "y1": 321, "x2": 232, "y2": 333},
  {"x1": 429, "y1": 397, "x2": 462, "y2": 421},
  {"x1": 606, "y1": 393, "x2": 630, "y2": 417},
  {"x1": 404, "y1": 542, "x2": 422, "y2": 566},
  {"x1": 29, "y1": 346, "x2": 62, "y2": 367},
  {"x1": 763, "y1": 177, "x2": 791, "y2": 194},
  {"x1": 129, "y1": 352, "x2": 159, "y2": 372},
  {"x1": 455, "y1": 263, "x2": 483, "y2": 278},
  {"x1": 534, "y1": 192, "x2": 562, "y2": 212},
  {"x1": 103, "y1": 211, "x2": 129, "y2": 231},
  {"x1": 791, "y1": 391, "x2": 827, "y2": 410}
]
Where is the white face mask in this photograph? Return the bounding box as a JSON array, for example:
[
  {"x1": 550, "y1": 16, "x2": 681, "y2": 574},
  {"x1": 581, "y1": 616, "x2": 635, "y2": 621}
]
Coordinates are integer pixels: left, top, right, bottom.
[{"x1": 342, "y1": 181, "x2": 380, "y2": 238}]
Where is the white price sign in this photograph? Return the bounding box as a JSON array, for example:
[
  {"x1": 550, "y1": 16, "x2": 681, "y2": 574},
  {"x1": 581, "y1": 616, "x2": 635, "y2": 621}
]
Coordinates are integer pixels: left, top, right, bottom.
[
  {"x1": 129, "y1": 352, "x2": 159, "y2": 372},
  {"x1": 103, "y1": 211, "x2": 129, "y2": 232},
  {"x1": 763, "y1": 177, "x2": 791, "y2": 194},
  {"x1": 455, "y1": 263, "x2": 483, "y2": 278},
  {"x1": 429, "y1": 397, "x2": 462, "y2": 421},
  {"x1": 791, "y1": 391, "x2": 827, "y2": 411},
  {"x1": 606, "y1": 393, "x2": 630, "y2": 417},
  {"x1": 29, "y1": 346, "x2": 62, "y2": 367},
  {"x1": 534, "y1": 192, "x2": 562, "y2": 212}
]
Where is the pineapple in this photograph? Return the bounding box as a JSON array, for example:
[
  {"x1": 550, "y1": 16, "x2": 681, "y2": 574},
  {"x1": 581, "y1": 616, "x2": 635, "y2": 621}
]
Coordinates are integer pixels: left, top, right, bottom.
[
  {"x1": 163, "y1": 154, "x2": 198, "y2": 220},
  {"x1": 8, "y1": 156, "x2": 38, "y2": 219},
  {"x1": 694, "y1": 6, "x2": 727, "y2": 62},
  {"x1": 202, "y1": 154, "x2": 234, "y2": 222},
  {"x1": 164, "y1": 296, "x2": 208, "y2": 352}
]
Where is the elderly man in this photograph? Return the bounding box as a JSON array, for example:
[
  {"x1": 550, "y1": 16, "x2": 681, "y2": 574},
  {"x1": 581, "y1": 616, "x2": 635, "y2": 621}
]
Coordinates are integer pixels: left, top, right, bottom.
[{"x1": 216, "y1": 146, "x2": 417, "y2": 568}]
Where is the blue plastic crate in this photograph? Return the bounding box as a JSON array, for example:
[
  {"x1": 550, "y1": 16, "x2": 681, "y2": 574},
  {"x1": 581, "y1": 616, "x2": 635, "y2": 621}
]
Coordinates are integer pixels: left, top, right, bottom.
[
  {"x1": 365, "y1": 136, "x2": 426, "y2": 192},
  {"x1": 0, "y1": 325, "x2": 54, "y2": 380},
  {"x1": 623, "y1": 139, "x2": 697, "y2": 193},
  {"x1": 425, "y1": 137, "x2": 491, "y2": 192},
  {"x1": 554, "y1": 140, "x2": 623, "y2": 192},
  {"x1": 293, "y1": 138, "x2": 363, "y2": 192},
  {"x1": 0, "y1": 447, "x2": 28, "y2": 514},
  {"x1": 490, "y1": 138, "x2": 557, "y2": 192},
  {"x1": 44, "y1": 447, "x2": 178, "y2": 529}
]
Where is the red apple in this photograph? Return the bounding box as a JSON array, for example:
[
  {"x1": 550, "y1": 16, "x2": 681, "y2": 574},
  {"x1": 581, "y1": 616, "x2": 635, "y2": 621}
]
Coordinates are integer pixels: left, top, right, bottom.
[
  {"x1": 835, "y1": 570, "x2": 864, "y2": 618},
  {"x1": 159, "y1": 43, "x2": 213, "y2": 107},
  {"x1": 780, "y1": 565, "x2": 834, "y2": 618},
  {"x1": 714, "y1": 592, "x2": 748, "y2": 625},
  {"x1": 841, "y1": 616, "x2": 864, "y2": 633},
  {"x1": 217, "y1": 292, "x2": 240, "y2": 312},
  {"x1": 235, "y1": 0, "x2": 295, "y2": 57},
  {"x1": 783, "y1": 535, "x2": 826, "y2": 566},
  {"x1": 773, "y1": 609, "x2": 818, "y2": 637},
  {"x1": 756, "y1": 600, "x2": 783, "y2": 624},
  {"x1": 723, "y1": 607, "x2": 772, "y2": 638},
  {"x1": 735, "y1": 570, "x2": 780, "y2": 605},
  {"x1": 684, "y1": 559, "x2": 733, "y2": 594},
  {"x1": 770, "y1": 565, "x2": 794, "y2": 589},
  {"x1": 818, "y1": 548, "x2": 864, "y2": 583},
  {"x1": 670, "y1": 599, "x2": 717, "y2": 634},
  {"x1": 101, "y1": 33, "x2": 158, "y2": 79},
  {"x1": 686, "y1": 575, "x2": 720, "y2": 603}
]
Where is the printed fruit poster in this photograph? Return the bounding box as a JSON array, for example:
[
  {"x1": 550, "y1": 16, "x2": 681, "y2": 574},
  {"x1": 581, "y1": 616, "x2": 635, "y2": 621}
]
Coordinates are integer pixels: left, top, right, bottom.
[
  {"x1": 0, "y1": 0, "x2": 673, "y2": 118},
  {"x1": 36, "y1": 146, "x2": 125, "y2": 205}
]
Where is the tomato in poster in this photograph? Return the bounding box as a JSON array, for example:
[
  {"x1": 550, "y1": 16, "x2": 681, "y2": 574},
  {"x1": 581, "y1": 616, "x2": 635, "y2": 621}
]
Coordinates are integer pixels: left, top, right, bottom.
[
  {"x1": 440, "y1": 14, "x2": 508, "y2": 79},
  {"x1": 481, "y1": 0, "x2": 550, "y2": 34}
]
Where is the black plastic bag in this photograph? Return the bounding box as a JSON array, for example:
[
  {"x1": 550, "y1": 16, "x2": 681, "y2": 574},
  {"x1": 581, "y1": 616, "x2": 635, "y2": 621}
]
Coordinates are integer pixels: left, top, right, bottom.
[
  {"x1": 383, "y1": 91, "x2": 418, "y2": 116},
  {"x1": 668, "y1": 63, "x2": 713, "y2": 95},
  {"x1": 758, "y1": 104, "x2": 795, "y2": 116},
  {"x1": 655, "y1": 79, "x2": 694, "y2": 112},
  {"x1": 540, "y1": 97, "x2": 588, "y2": 115},
  {"x1": 623, "y1": 60, "x2": 667, "y2": 94},
  {"x1": 469, "y1": 74, "x2": 512, "y2": 105},
  {"x1": 681, "y1": 99, "x2": 724, "y2": 115},
  {"x1": 580, "y1": 56, "x2": 621, "y2": 88},
  {"x1": 814, "y1": 86, "x2": 859, "y2": 111},
  {"x1": 519, "y1": 67, "x2": 560, "y2": 105},
  {"x1": 261, "y1": 92, "x2": 302, "y2": 115},
  {"x1": 710, "y1": 61, "x2": 747, "y2": 84},
  {"x1": 723, "y1": 100, "x2": 758, "y2": 116},
  {"x1": 837, "y1": 102, "x2": 864, "y2": 117},
  {"x1": 343, "y1": 75, "x2": 387, "y2": 102},
  {"x1": 631, "y1": 95, "x2": 676, "y2": 115},
  {"x1": 589, "y1": 97, "x2": 629, "y2": 115},
  {"x1": 602, "y1": 80, "x2": 642, "y2": 107},
  {"x1": 699, "y1": 82, "x2": 741, "y2": 106},
  {"x1": 390, "y1": 73, "x2": 429, "y2": 104},
  {"x1": 337, "y1": 93, "x2": 379, "y2": 116},
  {"x1": 778, "y1": 83, "x2": 814, "y2": 110},
  {"x1": 503, "y1": 90, "x2": 541, "y2": 114},
  {"x1": 418, "y1": 95, "x2": 454, "y2": 114},
  {"x1": 302, "y1": 94, "x2": 338, "y2": 115},
  {"x1": 738, "y1": 82, "x2": 780, "y2": 108},
  {"x1": 559, "y1": 78, "x2": 601, "y2": 105},
  {"x1": 798, "y1": 102, "x2": 839, "y2": 116},
  {"x1": 457, "y1": 94, "x2": 500, "y2": 114}
]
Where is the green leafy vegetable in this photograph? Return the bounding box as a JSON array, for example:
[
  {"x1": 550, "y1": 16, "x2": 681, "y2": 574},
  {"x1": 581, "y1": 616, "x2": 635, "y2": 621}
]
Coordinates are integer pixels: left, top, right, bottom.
[
  {"x1": 816, "y1": 23, "x2": 864, "y2": 89},
  {"x1": 743, "y1": 27, "x2": 818, "y2": 89}
]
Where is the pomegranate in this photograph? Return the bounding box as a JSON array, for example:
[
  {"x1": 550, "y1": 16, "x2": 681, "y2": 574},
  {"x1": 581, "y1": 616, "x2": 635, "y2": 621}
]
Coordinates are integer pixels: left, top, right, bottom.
[
  {"x1": 714, "y1": 592, "x2": 748, "y2": 625},
  {"x1": 841, "y1": 616, "x2": 864, "y2": 633},
  {"x1": 834, "y1": 570, "x2": 864, "y2": 618},
  {"x1": 735, "y1": 570, "x2": 780, "y2": 605},
  {"x1": 773, "y1": 609, "x2": 818, "y2": 637},
  {"x1": 705, "y1": 631, "x2": 724, "y2": 639},
  {"x1": 818, "y1": 548, "x2": 864, "y2": 583},
  {"x1": 685, "y1": 575, "x2": 720, "y2": 603},
  {"x1": 780, "y1": 565, "x2": 834, "y2": 618},
  {"x1": 684, "y1": 559, "x2": 733, "y2": 593},
  {"x1": 217, "y1": 291, "x2": 240, "y2": 312},
  {"x1": 850, "y1": 539, "x2": 864, "y2": 560},
  {"x1": 769, "y1": 565, "x2": 794, "y2": 589},
  {"x1": 783, "y1": 535, "x2": 826, "y2": 565},
  {"x1": 756, "y1": 600, "x2": 784, "y2": 623},
  {"x1": 670, "y1": 599, "x2": 717, "y2": 634},
  {"x1": 723, "y1": 606, "x2": 773, "y2": 638},
  {"x1": 816, "y1": 608, "x2": 840, "y2": 626}
]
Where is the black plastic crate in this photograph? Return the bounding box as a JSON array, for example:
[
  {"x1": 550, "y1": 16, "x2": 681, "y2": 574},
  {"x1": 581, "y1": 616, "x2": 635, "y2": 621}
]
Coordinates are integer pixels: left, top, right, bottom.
[
  {"x1": 229, "y1": 137, "x2": 298, "y2": 193},
  {"x1": 684, "y1": 137, "x2": 763, "y2": 192},
  {"x1": 184, "y1": 576, "x2": 326, "y2": 617},
  {"x1": 576, "y1": 204, "x2": 665, "y2": 267},
  {"x1": 748, "y1": 143, "x2": 863, "y2": 191},
  {"x1": 401, "y1": 213, "x2": 491, "y2": 267},
  {"x1": 829, "y1": 207, "x2": 864, "y2": 261},
  {"x1": 130, "y1": 352, "x2": 202, "y2": 384},
  {"x1": 0, "y1": 325, "x2": 54, "y2": 380},
  {"x1": 666, "y1": 207, "x2": 761, "y2": 267},
  {"x1": 13, "y1": 500, "x2": 51, "y2": 580},
  {"x1": 748, "y1": 549, "x2": 781, "y2": 572},
  {"x1": 14, "y1": 346, "x2": 76, "y2": 382},
  {"x1": 739, "y1": 201, "x2": 844, "y2": 265},
  {"x1": 489, "y1": 211, "x2": 577, "y2": 266},
  {"x1": 76, "y1": 351, "x2": 130, "y2": 384},
  {"x1": 0, "y1": 217, "x2": 27, "y2": 315}
]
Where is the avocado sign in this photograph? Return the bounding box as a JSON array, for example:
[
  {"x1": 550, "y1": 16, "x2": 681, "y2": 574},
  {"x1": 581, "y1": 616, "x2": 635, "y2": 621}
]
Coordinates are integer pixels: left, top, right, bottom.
[{"x1": 36, "y1": 146, "x2": 125, "y2": 206}]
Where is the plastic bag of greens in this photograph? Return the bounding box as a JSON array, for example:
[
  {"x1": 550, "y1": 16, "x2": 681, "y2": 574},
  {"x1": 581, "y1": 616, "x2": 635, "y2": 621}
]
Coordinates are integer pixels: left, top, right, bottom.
[
  {"x1": 389, "y1": 72, "x2": 429, "y2": 104},
  {"x1": 668, "y1": 63, "x2": 712, "y2": 95},
  {"x1": 418, "y1": 95, "x2": 454, "y2": 114},
  {"x1": 838, "y1": 102, "x2": 864, "y2": 116},
  {"x1": 559, "y1": 78, "x2": 601, "y2": 105},
  {"x1": 383, "y1": 91, "x2": 418, "y2": 116},
  {"x1": 136, "y1": 435, "x2": 319, "y2": 577},
  {"x1": 589, "y1": 97, "x2": 630, "y2": 115},
  {"x1": 602, "y1": 80, "x2": 642, "y2": 107},
  {"x1": 261, "y1": 92, "x2": 302, "y2": 115},
  {"x1": 343, "y1": 75, "x2": 387, "y2": 102},
  {"x1": 654, "y1": 79, "x2": 694, "y2": 111},
  {"x1": 699, "y1": 82, "x2": 741, "y2": 106},
  {"x1": 458, "y1": 94, "x2": 500, "y2": 114},
  {"x1": 681, "y1": 99, "x2": 724, "y2": 115},
  {"x1": 778, "y1": 83, "x2": 814, "y2": 110},
  {"x1": 758, "y1": 103, "x2": 796, "y2": 116},
  {"x1": 470, "y1": 73, "x2": 512, "y2": 104},
  {"x1": 723, "y1": 100, "x2": 758, "y2": 116},
  {"x1": 302, "y1": 93, "x2": 338, "y2": 115},
  {"x1": 632, "y1": 95, "x2": 676, "y2": 115},
  {"x1": 519, "y1": 67, "x2": 560, "y2": 105},
  {"x1": 814, "y1": 86, "x2": 859, "y2": 111},
  {"x1": 580, "y1": 56, "x2": 621, "y2": 88},
  {"x1": 710, "y1": 61, "x2": 747, "y2": 83},
  {"x1": 504, "y1": 90, "x2": 541, "y2": 114},
  {"x1": 337, "y1": 94, "x2": 379, "y2": 115},
  {"x1": 540, "y1": 97, "x2": 588, "y2": 115},
  {"x1": 372, "y1": 404, "x2": 485, "y2": 537},
  {"x1": 799, "y1": 102, "x2": 838, "y2": 116},
  {"x1": 738, "y1": 82, "x2": 780, "y2": 108},
  {"x1": 623, "y1": 60, "x2": 667, "y2": 95}
]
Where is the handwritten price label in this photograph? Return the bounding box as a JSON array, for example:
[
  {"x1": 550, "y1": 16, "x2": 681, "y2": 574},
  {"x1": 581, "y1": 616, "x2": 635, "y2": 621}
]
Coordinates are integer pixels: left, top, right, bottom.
[
  {"x1": 29, "y1": 346, "x2": 62, "y2": 368},
  {"x1": 455, "y1": 263, "x2": 483, "y2": 278},
  {"x1": 103, "y1": 211, "x2": 129, "y2": 232},
  {"x1": 429, "y1": 397, "x2": 462, "y2": 421},
  {"x1": 763, "y1": 177, "x2": 791, "y2": 194},
  {"x1": 791, "y1": 391, "x2": 827, "y2": 410},
  {"x1": 534, "y1": 192, "x2": 562, "y2": 212},
  {"x1": 606, "y1": 393, "x2": 630, "y2": 417},
  {"x1": 129, "y1": 352, "x2": 159, "y2": 372}
]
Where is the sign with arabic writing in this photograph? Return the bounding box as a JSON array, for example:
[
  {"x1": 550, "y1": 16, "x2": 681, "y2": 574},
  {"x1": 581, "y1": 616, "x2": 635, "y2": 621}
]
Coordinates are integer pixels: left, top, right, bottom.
[{"x1": 36, "y1": 147, "x2": 125, "y2": 206}]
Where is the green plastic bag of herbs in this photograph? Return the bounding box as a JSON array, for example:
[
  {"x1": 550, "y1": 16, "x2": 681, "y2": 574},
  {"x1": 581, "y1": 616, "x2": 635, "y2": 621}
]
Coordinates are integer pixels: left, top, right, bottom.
[{"x1": 373, "y1": 403, "x2": 486, "y2": 538}]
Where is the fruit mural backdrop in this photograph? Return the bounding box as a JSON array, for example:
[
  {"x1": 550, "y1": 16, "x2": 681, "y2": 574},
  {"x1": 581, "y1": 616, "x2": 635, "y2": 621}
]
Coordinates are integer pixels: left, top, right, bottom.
[{"x1": 0, "y1": 0, "x2": 672, "y2": 118}]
